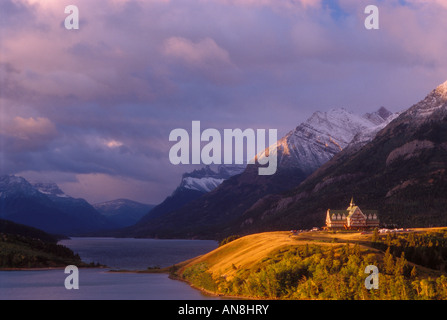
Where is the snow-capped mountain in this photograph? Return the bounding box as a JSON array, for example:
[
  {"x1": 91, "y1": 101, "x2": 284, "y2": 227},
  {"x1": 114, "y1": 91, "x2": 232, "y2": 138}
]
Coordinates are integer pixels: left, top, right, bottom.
[
  {"x1": 256, "y1": 107, "x2": 396, "y2": 173},
  {"x1": 135, "y1": 164, "x2": 246, "y2": 226},
  {"x1": 180, "y1": 165, "x2": 246, "y2": 193},
  {"x1": 93, "y1": 199, "x2": 155, "y2": 227},
  {"x1": 32, "y1": 181, "x2": 69, "y2": 198},
  {"x1": 363, "y1": 106, "x2": 394, "y2": 125},
  {"x1": 30, "y1": 181, "x2": 112, "y2": 230},
  {"x1": 0, "y1": 175, "x2": 43, "y2": 199},
  {"x1": 0, "y1": 175, "x2": 115, "y2": 234},
  {"x1": 347, "y1": 107, "x2": 399, "y2": 151},
  {"x1": 128, "y1": 107, "x2": 397, "y2": 239},
  {"x1": 236, "y1": 80, "x2": 447, "y2": 233},
  {"x1": 401, "y1": 80, "x2": 447, "y2": 120}
]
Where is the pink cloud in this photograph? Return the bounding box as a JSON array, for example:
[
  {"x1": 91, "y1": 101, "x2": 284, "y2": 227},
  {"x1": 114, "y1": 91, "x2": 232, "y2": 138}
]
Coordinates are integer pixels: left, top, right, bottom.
[
  {"x1": 163, "y1": 36, "x2": 233, "y2": 68},
  {"x1": 209, "y1": 0, "x2": 321, "y2": 9},
  {"x1": 2, "y1": 0, "x2": 447, "y2": 203},
  {"x1": 10, "y1": 116, "x2": 57, "y2": 138},
  {"x1": 1, "y1": 116, "x2": 58, "y2": 152}
]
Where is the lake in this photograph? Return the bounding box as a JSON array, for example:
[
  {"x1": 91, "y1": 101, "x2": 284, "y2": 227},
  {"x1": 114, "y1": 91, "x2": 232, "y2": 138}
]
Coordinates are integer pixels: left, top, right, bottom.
[{"x1": 0, "y1": 237, "x2": 219, "y2": 300}]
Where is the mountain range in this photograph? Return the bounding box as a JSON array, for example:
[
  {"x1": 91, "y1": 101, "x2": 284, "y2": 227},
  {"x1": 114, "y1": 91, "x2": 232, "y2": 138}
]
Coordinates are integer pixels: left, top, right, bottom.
[
  {"x1": 93, "y1": 199, "x2": 155, "y2": 227},
  {"x1": 136, "y1": 164, "x2": 246, "y2": 226},
  {"x1": 3, "y1": 81, "x2": 446, "y2": 240},
  {"x1": 127, "y1": 105, "x2": 397, "y2": 238},
  {"x1": 233, "y1": 80, "x2": 447, "y2": 235},
  {"x1": 0, "y1": 165, "x2": 243, "y2": 236},
  {"x1": 0, "y1": 176, "x2": 152, "y2": 235}
]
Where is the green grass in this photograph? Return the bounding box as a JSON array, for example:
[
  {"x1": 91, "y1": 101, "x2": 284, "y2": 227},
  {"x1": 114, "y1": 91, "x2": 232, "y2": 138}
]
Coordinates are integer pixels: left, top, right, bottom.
[{"x1": 175, "y1": 229, "x2": 447, "y2": 300}]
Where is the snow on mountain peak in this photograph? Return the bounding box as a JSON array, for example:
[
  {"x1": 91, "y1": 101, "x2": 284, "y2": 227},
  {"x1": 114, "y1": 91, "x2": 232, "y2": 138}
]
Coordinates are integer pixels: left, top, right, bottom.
[
  {"x1": 348, "y1": 111, "x2": 400, "y2": 150},
  {"x1": 255, "y1": 107, "x2": 397, "y2": 174},
  {"x1": 405, "y1": 80, "x2": 447, "y2": 119},
  {"x1": 179, "y1": 164, "x2": 245, "y2": 193},
  {"x1": 31, "y1": 181, "x2": 68, "y2": 198},
  {"x1": 0, "y1": 175, "x2": 27, "y2": 186},
  {"x1": 363, "y1": 106, "x2": 393, "y2": 125},
  {"x1": 0, "y1": 175, "x2": 40, "y2": 197},
  {"x1": 303, "y1": 108, "x2": 378, "y2": 145},
  {"x1": 182, "y1": 176, "x2": 225, "y2": 193},
  {"x1": 435, "y1": 80, "x2": 447, "y2": 98}
]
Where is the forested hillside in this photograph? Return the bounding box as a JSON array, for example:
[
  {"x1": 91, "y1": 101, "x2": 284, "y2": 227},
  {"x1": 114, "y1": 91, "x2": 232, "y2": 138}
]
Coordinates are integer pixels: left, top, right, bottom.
[{"x1": 176, "y1": 229, "x2": 447, "y2": 300}]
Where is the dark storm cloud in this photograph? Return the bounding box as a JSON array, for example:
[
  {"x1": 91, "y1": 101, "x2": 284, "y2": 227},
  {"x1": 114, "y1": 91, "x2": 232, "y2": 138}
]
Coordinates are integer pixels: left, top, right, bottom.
[{"x1": 1, "y1": 0, "x2": 447, "y2": 203}]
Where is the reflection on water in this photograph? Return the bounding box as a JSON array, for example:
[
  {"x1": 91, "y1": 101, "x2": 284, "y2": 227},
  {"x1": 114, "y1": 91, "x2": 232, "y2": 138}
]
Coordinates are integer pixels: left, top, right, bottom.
[
  {"x1": 0, "y1": 237, "x2": 219, "y2": 300},
  {"x1": 0, "y1": 269, "x2": 217, "y2": 300},
  {"x1": 59, "y1": 237, "x2": 218, "y2": 270}
]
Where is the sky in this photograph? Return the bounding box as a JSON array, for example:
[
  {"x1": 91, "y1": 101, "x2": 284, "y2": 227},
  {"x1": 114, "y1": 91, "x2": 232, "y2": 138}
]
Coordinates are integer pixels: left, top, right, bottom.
[{"x1": 1, "y1": 0, "x2": 447, "y2": 205}]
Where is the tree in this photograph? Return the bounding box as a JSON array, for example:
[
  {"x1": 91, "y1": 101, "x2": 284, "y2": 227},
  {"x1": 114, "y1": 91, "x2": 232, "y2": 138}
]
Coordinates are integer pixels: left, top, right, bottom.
[
  {"x1": 386, "y1": 233, "x2": 392, "y2": 247},
  {"x1": 372, "y1": 228, "x2": 379, "y2": 242},
  {"x1": 394, "y1": 251, "x2": 407, "y2": 276},
  {"x1": 384, "y1": 247, "x2": 394, "y2": 275},
  {"x1": 410, "y1": 266, "x2": 417, "y2": 278}
]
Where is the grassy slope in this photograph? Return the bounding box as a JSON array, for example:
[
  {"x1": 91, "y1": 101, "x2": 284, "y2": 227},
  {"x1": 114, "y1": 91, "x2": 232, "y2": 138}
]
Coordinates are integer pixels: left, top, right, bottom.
[
  {"x1": 175, "y1": 228, "x2": 447, "y2": 298},
  {"x1": 180, "y1": 232, "x2": 297, "y2": 281},
  {"x1": 179, "y1": 231, "x2": 374, "y2": 278}
]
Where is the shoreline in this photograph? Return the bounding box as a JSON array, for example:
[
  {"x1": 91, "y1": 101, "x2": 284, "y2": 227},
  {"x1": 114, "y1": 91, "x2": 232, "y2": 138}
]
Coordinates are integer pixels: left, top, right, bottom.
[
  {"x1": 168, "y1": 272, "x2": 252, "y2": 300},
  {"x1": 0, "y1": 267, "x2": 67, "y2": 271},
  {"x1": 0, "y1": 265, "x2": 108, "y2": 271},
  {"x1": 107, "y1": 266, "x2": 249, "y2": 299},
  {"x1": 0, "y1": 265, "x2": 243, "y2": 299}
]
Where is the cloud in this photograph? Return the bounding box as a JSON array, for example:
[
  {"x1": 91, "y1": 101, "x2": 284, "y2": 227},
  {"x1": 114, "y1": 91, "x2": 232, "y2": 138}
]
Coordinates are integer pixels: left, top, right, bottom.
[
  {"x1": 403, "y1": 0, "x2": 447, "y2": 9},
  {"x1": 104, "y1": 139, "x2": 124, "y2": 149},
  {"x1": 12, "y1": 116, "x2": 56, "y2": 137},
  {"x1": 0, "y1": 116, "x2": 58, "y2": 152},
  {"x1": 211, "y1": 0, "x2": 321, "y2": 9},
  {"x1": 58, "y1": 172, "x2": 176, "y2": 205},
  {"x1": 163, "y1": 37, "x2": 232, "y2": 68},
  {"x1": 1, "y1": 0, "x2": 447, "y2": 203},
  {"x1": 162, "y1": 36, "x2": 239, "y2": 84}
]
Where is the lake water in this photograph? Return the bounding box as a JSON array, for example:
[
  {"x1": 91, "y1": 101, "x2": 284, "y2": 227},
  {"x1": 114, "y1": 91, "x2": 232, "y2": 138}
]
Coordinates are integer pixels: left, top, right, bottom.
[
  {"x1": 0, "y1": 237, "x2": 219, "y2": 300},
  {"x1": 59, "y1": 237, "x2": 218, "y2": 270}
]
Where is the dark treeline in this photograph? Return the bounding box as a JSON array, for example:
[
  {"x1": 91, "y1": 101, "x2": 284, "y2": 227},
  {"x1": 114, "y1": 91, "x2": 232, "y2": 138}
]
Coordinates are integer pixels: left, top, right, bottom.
[
  {"x1": 0, "y1": 233, "x2": 86, "y2": 268},
  {"x1": 372, "y1": 229, "x2": 447, "y2": 272}
]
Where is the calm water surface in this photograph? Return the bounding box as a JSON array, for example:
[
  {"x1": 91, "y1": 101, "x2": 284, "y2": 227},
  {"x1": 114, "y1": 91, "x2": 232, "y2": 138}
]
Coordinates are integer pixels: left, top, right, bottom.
[
  {"x1": 0, "y1": 237, "x2": 219, "y2": 300},
  {"x1": 59, "y1": 237, "x2": 218, "y2": 270}
]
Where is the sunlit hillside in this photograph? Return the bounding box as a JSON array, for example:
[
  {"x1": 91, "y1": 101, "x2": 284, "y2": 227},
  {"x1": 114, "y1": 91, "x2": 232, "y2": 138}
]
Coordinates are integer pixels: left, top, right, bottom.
[{"x1": 174, "y1": 229, "x2": 447, "y2": 299}]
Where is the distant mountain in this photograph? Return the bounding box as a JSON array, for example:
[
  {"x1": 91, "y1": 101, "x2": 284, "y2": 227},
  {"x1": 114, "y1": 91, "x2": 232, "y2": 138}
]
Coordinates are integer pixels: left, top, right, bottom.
[
  {"x1": 234, "y1": 80, "x2": 447, "y2": 234},
  {"x1": 363, "y1": 106, "x2": 394, "y2": 125},
  {"x1": 93, "y1": 199, "x2": 155, "y2": 227},
  {"x1": 135, "y1": 165, "x2": 245, "y2": 227},
  {"x1": 180, "y1": 165, "x2": 246, "y2": 193},
  {"x1": 0, "y1": 175, "x2": 115, "y2": 235},
  {"x1": 127, "y1": 106, "x2": 395, "y2": 239},
  {"x1": 31, "y1": 181, "x2": 114, "y2": 231},
  {"x1": 344, "y1": 107, "x2": 399, "y2": 154}
]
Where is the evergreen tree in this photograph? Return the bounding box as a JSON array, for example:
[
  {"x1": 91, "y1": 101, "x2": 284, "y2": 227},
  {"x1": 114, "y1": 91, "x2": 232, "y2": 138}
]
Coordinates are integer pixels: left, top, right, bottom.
[
  {"x1": 395, "y1": 251, "x2": 407, "y2": 276},
  {"x1": 410, "y1": 266, "x2": 417, "y2": 278},
  {"x1": 372, "y1": 228, "x2": 379, "y2": 242},
  {"x1": 384, "y1": 247, "x2": 394, "y2": 275}
]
